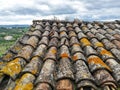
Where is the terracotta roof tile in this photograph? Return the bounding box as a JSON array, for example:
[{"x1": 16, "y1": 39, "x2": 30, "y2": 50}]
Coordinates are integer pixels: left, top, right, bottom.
[{"x1": 0, "y1": 19, "x2": 120, "y2": 90}]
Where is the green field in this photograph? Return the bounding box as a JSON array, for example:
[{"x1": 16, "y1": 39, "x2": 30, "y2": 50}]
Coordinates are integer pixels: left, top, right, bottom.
[{"x1": 0, "y1": 27, "x2": 29, "y2": 57}]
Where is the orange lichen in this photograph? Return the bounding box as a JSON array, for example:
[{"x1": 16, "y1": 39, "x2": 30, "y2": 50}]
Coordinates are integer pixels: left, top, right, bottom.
[
  {"x1": 80, "y1": 38, "x2": 91, "y2": 46},
  {"x1": 95, "y1": 42, "x2": 104, "y2": 47},
  {"x1": 1, "y1": 58, "x2": 21, "y2": 77},
  {"x1": 61, "y1": 53, "x2": 69, "y2": 58},
  {"x1": 88, "y1": 56, "x2": 111, "y2": 71},
  {"x1": 100, "y1": 49, "x2": 113, "y2": 56},
  {"x1": 72, "y1": 55, "x2": 78, "y2": 61}
]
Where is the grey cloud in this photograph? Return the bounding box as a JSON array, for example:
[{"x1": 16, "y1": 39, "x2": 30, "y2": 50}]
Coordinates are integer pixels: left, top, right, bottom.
[
  {"x1": 0, "y1": 10, "x2": 13, "y2": 16},
  {"x1": 50, "y1": 5, "x2": 76, "y2": 15},
  {"x1": 83, "y1": 0, "x2": 120, "y2": 10},
  {"x1": 10, "y1": 7, "x2": 40, "y2": 15}
]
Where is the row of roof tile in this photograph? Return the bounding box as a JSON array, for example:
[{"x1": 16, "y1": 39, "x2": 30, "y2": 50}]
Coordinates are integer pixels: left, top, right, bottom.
[{"x1": 0, "y1": 19, "x2": 120, "y2": 90}]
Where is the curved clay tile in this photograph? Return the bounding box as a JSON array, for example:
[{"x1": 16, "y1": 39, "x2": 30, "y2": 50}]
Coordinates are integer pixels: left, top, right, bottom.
[
  {"x1": 102, "y1": 39, "x2": 117, "y2": 50},
  {"x1": 21, "y1": 56, "x2": 43, "y2": 76},
  {"x1": 14, "y1": 73, "x2": 35, "y2": 90},
  {"x1": 56, "y1": 57, "x2": 74, "y2": 80},
  {"x1": 59, "y1": 37, "x2": 69, "y2": 47},
  {"x1": 26, "y1": 36, "x2": 39, "y2": 48},
  {"x1": 2, "y1": 50, "x2": 16, "y2": 62},
  {"x1": 74, "y1": 60, "x2": 97, "y2": 90},
  {"x1": 39, "y1": 37, "x2": 49, "y2": 46},
  {"x1": 97, "y1": 47, "x2": 115, "y2": 61},
  {"x1": 60, "y1": 31, "x2": 68, "y2": 39},
  {"x1": 81, "y1": 26, "x2": 90, "y2": 34},
  {"x1": 35, "y1": 24, "x2": 43, "y2": 30},
  {"x1": 71, "y1": 43, "x2": 83, "y2": 55},
  {"x1": 80, "y1": 38, "x2": 92, "y2": 48},
  {"x1": 84, "y1": 46, "x2": 97, "y2": 57},
  {"x1": 111, "y1": 48, "x2": 120, "y2": 61},
  {"x1": 70, "y1": 37, "x2": 79, "y2": 46},
  {"x1": 35, "y1": 59, "x2": 56, "y2": 90},
  {"x1": 31, "y1": 30, "x2": 42, "y2": 38},
  {"x1": 16, "y1": 45, "x2": 34, "y2": 61},
  {"x1": 1, "y1": 57, "x2": 26, "y2": 79},
  {"x1": 73, "y1": 22, "x2": 79, "y2": 28},
  {"x1": 98, "y1": 28, "x2": 107, "y2": 35},
  {"x1": 95, "y1": 33, "x2": 107, "y2": 41},
  {"x1": 78, "y1": 32, "x2": 87, "y2": 40},
  {"x1": 32, "y1": 44, "x2": 47, "y2": 59},
  {"x1": 86, "y1": 31, "x2": 96, "y2": 40},
  {"x1": 59, "y1": 45, "x2": 70, "y2": 59},
  {"x1": 44, "y1": 46, "x2": 57, "y2": 61},
  {"x1": 90, "y1": 38, "x2": 104, "y2": 49},
  {"x1": 10, "y1": 42, "x2": 24, "y2": 54},
  {"x1": 68, "y1": 30, "x2": 77, "y2": 39},
  {"x1": 75, "y1": 27, "x2": 82, "y2": 33},
  {"x1": 106, "y1": 58, "x2": 120, "y2": 84},
  {"x1": 90, "y1": 28, "x2": 99, "y2": 35}
]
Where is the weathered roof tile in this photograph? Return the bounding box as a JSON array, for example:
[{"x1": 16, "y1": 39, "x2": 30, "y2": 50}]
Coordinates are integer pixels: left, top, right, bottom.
[{"x1": 0, "y1": 19, "x2": 120, "y2": 90}]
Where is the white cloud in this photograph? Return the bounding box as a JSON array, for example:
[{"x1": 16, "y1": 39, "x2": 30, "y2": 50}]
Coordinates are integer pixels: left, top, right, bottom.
[{"x1": 0, "y1": 0, "x2": 120, "y2": 24}]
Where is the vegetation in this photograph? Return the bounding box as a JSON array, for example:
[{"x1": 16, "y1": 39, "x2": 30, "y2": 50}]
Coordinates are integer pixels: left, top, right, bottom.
[{"x1": 0, "y1": 26, "x2": 29, "y2": 57}]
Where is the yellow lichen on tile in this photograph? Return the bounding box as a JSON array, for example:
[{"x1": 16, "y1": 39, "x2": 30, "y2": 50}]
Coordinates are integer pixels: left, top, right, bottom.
[
  {"x1": 14, "y1": 82, "x2": 33, "y2": 90},
  {"x1": 1, "y1": 58, "x2": 21, "y2": 77},
  {"x1": 100, "y1": 49, "x2": 113, "y2": 56},
  {"x1": 2, "y1": 53, "x2": 13, "y2": 61},
  {"x1": 95, "y1": 42, "x2": 104, "y2": 47},
  {"x1": 14, "y1": 46, "x2": 21, "y2": 51},
  {"x1": 15, "y1": 79, "x2": 20, "y2": 84},
  {"x1": 14, "y1": 73, "x2": 34, "y2": 90},
  {"x1": 31, "y1": 69, "x2": 37, "y2": 75},
  {"x1": 31, "y1": 56, "x2": 38, "y2": 61},
  {"x1": 73, "y1": 43, "x2": 80, "y2": 46},
  {"x1": 69, "y1": 32, "x2": 76, "y2": 36},
  {"x1": 60, "y1": 31, "x2": 65, "y2": 34},
  {"x1": 0, "y1": 61, "x2": 3, "y2": 66},
  {"x1": 0, "y1": 73, "x2": 4, "y2": 79},
  {"x1": 51, "y1": 48, "x2": 57, "y2": 54},
  {"x1": 8, "y1": 88, "x2": 13, "y2": 90},
  {"x1": 88, "y1": 56, "x2": 111, "y2": 71},
  {"x1": 82, "y1": 26, "x2": 87, "y2": 30},
  {"x1": 80, "y1": 38, "x2": 91, "y2": 46}
]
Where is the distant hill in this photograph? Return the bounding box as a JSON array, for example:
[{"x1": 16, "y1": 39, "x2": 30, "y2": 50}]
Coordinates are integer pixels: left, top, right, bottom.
[{"x1": 0, "y1": 25, "x2": 29, "y2": 28}]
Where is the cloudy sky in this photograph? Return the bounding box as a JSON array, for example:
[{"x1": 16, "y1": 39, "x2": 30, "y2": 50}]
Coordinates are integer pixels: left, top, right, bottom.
[{"x1": 0, "y1": 0, "x2": 120, "y2": 25}]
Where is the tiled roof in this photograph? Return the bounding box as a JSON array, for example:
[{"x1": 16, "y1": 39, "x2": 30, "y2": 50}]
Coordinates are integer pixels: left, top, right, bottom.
[{"x1": 0, "y1": 19, "x2": 120, "y2": 90}]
